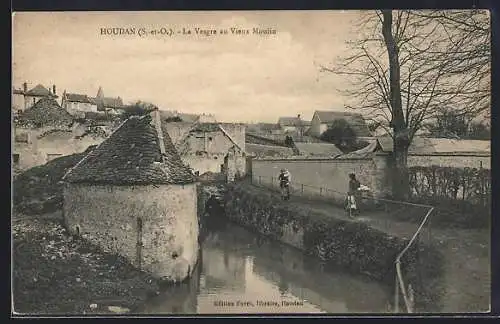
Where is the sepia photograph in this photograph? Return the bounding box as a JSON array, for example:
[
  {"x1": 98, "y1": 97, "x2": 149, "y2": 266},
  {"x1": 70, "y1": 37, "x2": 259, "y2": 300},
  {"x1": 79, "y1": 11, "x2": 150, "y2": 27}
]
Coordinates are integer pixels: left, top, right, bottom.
[{"x1": 11, "y1": 10, "x2": 491, "y2": 316}]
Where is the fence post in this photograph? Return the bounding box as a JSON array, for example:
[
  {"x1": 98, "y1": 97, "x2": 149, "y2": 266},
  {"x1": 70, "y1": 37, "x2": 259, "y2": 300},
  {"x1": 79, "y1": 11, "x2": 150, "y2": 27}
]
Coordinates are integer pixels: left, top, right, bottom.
[
  {"x1": 259, "y1": 176, "x2": 261, "y2": 184},
  {"x1": 320, "y1": 187, "x2": 323, "y2": 197},
  {"x1": 301, "y1": 184, "x2": 304, "y2": 194},
  {"x1": 395, "y1": 274, "x2": 399, "y2": 313},
  {"x1": 271, "y1": 177, "x2": 274, "y2": 187}
]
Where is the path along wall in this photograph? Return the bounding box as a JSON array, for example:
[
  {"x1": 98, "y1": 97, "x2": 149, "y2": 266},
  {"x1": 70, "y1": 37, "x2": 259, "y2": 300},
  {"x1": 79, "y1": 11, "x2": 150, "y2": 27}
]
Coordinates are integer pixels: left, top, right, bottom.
[
  {"x1": 223, "y1": 182, "x2": 445, "y2": 312},
  {"x1": 250, "y1": 156, "x2": 390, "y2": 203}
]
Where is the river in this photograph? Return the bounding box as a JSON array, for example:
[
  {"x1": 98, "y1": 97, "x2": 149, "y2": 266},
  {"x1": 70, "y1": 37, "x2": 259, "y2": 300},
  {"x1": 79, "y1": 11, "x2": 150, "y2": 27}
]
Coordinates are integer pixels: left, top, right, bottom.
[{"x1": 135, "y1": 220, "x2": 393, "y2": 314}]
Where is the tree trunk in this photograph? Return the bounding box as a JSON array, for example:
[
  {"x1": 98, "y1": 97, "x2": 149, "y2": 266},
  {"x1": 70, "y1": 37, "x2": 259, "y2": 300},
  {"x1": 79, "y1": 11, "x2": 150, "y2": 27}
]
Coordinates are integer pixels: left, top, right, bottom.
[{"x1": 381, "y1": 10, "x2": 410, "y2": 200}]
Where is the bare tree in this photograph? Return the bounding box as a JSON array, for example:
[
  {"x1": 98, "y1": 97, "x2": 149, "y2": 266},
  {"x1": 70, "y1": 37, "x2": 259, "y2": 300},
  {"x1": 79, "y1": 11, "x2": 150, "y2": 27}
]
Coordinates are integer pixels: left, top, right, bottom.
[{"x1": 320, "y1": 9, "x2": 490, "y2": 199}]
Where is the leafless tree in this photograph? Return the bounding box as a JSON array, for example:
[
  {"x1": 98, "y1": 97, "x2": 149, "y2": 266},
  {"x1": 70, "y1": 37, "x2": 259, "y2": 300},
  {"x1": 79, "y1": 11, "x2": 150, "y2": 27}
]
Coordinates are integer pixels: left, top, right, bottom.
[{"x1": 320, "y1": 9, "x2": 490, "y2": 199}]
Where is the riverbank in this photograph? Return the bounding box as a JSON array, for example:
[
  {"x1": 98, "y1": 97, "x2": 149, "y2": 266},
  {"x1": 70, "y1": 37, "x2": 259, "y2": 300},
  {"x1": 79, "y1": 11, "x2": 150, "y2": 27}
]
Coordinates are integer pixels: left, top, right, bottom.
[
  {"x1": 12, "y1": 212, "x2": 163, "y2": 315},
  {"x1": 224, "y1": 182, "x2": 446, "y2": 312},
  {"x1": 225, "y1": 181, "x2": 490, "y2": 313}
]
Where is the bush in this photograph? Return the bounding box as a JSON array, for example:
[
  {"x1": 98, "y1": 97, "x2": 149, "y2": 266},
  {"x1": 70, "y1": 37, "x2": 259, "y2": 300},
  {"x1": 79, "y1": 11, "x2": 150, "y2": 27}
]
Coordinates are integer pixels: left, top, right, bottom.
[{"x1": 408, "y1": 166, "x2": 491, "y2": 228}]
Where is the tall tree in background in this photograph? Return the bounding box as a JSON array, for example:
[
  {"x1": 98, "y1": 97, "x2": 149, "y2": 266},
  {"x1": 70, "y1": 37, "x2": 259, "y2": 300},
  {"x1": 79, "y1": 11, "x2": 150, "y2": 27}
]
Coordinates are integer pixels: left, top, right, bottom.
[{"x1": 321, "y1": 10, "x2": 490, "y2": 199}]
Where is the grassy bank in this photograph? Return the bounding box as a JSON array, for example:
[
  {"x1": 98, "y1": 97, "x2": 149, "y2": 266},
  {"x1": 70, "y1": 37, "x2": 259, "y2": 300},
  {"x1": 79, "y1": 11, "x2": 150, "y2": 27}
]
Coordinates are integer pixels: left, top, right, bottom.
[
  {"x1": 224, "y1": 182, "x2": 445, "y2": 312},
  {"x1": 12, "y1": 215, "x2": 163, "y2": 315}
]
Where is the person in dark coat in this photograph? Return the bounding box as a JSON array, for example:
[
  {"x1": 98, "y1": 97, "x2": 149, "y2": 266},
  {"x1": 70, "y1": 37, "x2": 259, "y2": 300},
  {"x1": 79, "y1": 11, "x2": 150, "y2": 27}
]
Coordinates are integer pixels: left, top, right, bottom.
[{"x1": 346, "y1": 173, "x2": 361, "y2": 217}]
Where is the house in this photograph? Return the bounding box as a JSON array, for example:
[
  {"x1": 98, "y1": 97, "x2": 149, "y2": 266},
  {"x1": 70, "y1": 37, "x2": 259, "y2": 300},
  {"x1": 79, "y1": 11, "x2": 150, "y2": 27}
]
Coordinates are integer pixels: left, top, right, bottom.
[
  {"x1": 13, "y1": 97, "x2": 106, "y2": 171},
  {"x1": 12, "y1": 83, "x2": 58, "y2": 112},
  {"x1": 165, "y1": 122, "x2": 246, "y2": 180},
  {"x1": 309, "y1": 110, "x2": 371, "y2": 138},
  {"x1": 94, "y1": 86, "x2": 125, "y2": 114},
  {"x1": 277, "y1": 115, "x2": 311, "y2": 135},
  {"x1": 61, "y1": 92, "x2": 98, "y2": 116},
  {"x1": 61, "y1": 109, "x2": 199, "y2": 282},
  {"x1": 12, "y1": 88, "x2": 25, "y2": 115}
]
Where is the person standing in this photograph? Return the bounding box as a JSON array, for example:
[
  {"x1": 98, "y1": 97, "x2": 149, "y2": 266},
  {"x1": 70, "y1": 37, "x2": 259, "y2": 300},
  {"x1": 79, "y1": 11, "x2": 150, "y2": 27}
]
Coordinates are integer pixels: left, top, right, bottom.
[
  {"x1": 278, "y1": 168, "x2": 291, "y2": 201},
  {"x1": 346, "y1": 173, "x2": 361, "y2": 217}
]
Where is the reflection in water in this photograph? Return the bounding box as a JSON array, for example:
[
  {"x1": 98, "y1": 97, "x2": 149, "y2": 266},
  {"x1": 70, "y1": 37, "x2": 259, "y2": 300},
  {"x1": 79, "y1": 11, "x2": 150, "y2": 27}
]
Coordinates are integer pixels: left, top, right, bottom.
[{"x1": 135, "y1": 221, "x2": 392, "y2": 314}]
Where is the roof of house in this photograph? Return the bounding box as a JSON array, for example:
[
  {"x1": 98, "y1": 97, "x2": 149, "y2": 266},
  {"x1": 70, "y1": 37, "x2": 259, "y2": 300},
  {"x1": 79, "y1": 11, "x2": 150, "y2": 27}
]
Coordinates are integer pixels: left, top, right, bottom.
[
  {"x1": 64, "y1": 93, "x2": 94, "y2": 104},
  {"x1": 376, "y1": 136, "x2": 491, "y2": 154},
  {"x1": 100, "y1": 97, "x2": 124, "y2": 109},
  {"x1": 25, "y1": 84, "x2": 57, "y2": 98},
  {"x1": 295, "y1": 142, "x2": 343, "y2": 157},
  {"x1": 63, "y1": 110, "x2": 195, "y2": 185},
  {"x1": 278, "y1": 116, "x2": 311, "y2": 127},
  {"x1": 16, "y1": 97, "x2": 73, "y2": 127},
  {"x1": 314, "y1": 110, "x2": 371, "y2": 137},
  {"x1": 246, "y1": 143, "x2": 295, "y2": 157}
]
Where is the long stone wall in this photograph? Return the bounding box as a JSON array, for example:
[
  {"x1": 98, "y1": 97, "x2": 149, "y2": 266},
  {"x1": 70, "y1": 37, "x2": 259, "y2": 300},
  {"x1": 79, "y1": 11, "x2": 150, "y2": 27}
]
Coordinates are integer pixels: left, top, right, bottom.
[
  {"x1": 251, "y1": 157, "x2": 382, "y2": 203},
  {"x1": 63, "y1": 183, "x2": 199, "y2": 282}
]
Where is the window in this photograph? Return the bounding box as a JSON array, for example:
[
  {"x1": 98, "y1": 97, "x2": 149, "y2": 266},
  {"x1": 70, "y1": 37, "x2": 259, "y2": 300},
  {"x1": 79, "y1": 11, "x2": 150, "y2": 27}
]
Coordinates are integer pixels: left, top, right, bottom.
[
  {"x1": 46, "y1": 153, "x2": 63, "y2": 162},
  {"x1": 208, "y1": 137, "x2": 213, "y2": 141},
  {"x1": 214, "y1": 156, "x2": 218, "y2": 160},
  {"x1": 13, "y1": 154, "x2": 19, "y2": 166},
  {"x1": 17, "y1": 110, "x2": 22, "y2": 115}
]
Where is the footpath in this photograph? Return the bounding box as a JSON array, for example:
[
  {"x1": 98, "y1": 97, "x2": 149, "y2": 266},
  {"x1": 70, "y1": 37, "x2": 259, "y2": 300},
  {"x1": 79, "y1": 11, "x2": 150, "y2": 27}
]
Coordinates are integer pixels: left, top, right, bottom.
[{"x1": 250, "y1": 184, "x2": 490, "y2": 313}]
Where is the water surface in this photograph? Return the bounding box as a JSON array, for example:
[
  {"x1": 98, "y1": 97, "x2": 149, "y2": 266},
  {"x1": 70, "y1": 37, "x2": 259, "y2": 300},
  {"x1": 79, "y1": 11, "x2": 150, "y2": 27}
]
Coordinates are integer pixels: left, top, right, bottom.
[{"x1": 136, "y1": 221, "x2": 392, "y2": 314}]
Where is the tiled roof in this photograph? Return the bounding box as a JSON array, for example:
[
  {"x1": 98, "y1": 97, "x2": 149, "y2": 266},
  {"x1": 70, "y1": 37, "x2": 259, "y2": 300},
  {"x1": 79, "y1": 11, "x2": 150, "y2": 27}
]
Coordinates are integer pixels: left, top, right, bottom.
[
  {"x1": 246, "y1": 143, "x2": 294, "y2": 158},
  {"x1": 65, "y1": 93, "x2": 93, "y2": 104},
  {"x1": 295, "y1": 143, "x2": 343, "y2": 157},
  {"x1": 278, "y1": 117, "x2": 311, "y2": 127},
  {"x1": 376, "y1": 136, "x2": 490, "y2": 154},
  {"x1": 16, "y1": 97, "x2": 73, "y2": 127},
  {"x1": 25, "y1": 84, "x2": 57, "y2": 98},
  {"x1": 101, "y1": 97, "x2": 123, "y2": 108},
  {"x1": 314, "y1": 110, "x2": 371, "y2": 137},
  {"x1": 63, "y1": 110, "x2": 195, "y2": 185}
]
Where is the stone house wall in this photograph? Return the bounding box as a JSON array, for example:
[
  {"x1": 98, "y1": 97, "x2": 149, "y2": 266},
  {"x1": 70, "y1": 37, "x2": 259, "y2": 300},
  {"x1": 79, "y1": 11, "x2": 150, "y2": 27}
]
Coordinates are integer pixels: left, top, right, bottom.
[
  {"x1": 12, "y1": 126, "x2": 106, "y2": 171},
  {"x1": 62, "y1": 183, "x2": 199, "y2": 282}
]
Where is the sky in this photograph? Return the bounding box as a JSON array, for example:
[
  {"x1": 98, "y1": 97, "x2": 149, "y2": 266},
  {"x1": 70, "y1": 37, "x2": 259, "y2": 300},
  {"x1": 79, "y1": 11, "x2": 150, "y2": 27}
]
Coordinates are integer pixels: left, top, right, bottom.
[{"x1": 12, "y1": 11, "x2": 363, "y2": 123}]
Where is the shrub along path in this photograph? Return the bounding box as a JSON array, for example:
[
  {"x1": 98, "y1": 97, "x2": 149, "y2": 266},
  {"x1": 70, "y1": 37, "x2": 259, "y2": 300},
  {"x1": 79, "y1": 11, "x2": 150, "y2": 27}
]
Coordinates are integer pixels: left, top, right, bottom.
[{"x1": 248, "y1": 183, "x2": 490, "y2": 313}]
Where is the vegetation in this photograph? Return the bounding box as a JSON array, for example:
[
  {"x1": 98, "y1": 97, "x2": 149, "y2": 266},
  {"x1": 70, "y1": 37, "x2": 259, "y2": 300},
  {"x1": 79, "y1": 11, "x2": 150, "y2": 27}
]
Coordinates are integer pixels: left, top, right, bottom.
[
  {"x1": 320, "y1": 118, "x2": 369, "y2": 153},
  {"x1": 408, "y1": 166, "x2": 491, "y2": 228},
  {"x1": 424, "y1": 107, "x2": 491, "y2": 140}
]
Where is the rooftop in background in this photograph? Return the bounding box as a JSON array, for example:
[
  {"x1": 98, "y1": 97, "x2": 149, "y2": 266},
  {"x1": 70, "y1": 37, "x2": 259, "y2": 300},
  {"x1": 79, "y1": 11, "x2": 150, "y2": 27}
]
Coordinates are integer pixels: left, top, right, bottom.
[
  {"x1": 278, "y1": 116, "x2": 311, "y2": 127},
  {"x1": 63, "y1": 110, "x2": 194, "y2": 185},
  {"x1": 15, "y1": 97, "x2": 73, "y2": 128},
  {"x1": 25, "y1": 84, "x2": 58, "y2": 98},
  {"x1": 63, "y1": 92, "x2": 94, "y2": 104},
  {"x1": 295, "y1": 142, "x2": 343, "y2": 157},
  {"x1": 377, "y1": 136, "x2": 491, "y2": 154}
]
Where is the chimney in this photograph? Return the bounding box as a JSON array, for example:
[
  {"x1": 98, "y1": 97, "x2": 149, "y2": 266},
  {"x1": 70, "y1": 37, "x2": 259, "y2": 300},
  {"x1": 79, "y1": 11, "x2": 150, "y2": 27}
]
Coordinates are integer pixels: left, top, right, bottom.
[
  {"x1": 53, "y1": 85, "x2": 56, "y2": 95},
  {"x1": 23, "y1": 82, "x2": 27, "y2": 93}
]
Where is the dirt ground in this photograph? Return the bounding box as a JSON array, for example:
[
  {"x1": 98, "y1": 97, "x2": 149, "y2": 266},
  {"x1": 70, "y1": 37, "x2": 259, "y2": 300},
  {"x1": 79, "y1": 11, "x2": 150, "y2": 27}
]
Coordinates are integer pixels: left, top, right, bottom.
[
  {"x1": 12, "y1": 211, "x2": 163, "y2": 315},
  {"x1": 251, "y1": 184, "x2": 491, "y2": 313}
]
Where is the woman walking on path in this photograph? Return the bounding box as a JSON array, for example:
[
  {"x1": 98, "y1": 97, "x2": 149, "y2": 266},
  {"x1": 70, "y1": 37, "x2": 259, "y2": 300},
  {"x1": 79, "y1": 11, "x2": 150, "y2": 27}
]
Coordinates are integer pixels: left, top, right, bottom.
[{"x1": 346, "y1": 173, "x2": 361, "y2": 217}]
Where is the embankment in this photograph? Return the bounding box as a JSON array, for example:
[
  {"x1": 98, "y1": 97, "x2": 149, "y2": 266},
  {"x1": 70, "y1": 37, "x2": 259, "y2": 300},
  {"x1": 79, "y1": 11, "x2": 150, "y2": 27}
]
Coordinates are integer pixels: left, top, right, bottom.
[{"x1": 223, "y1": 182, "x2": 445, "y2": 312}]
